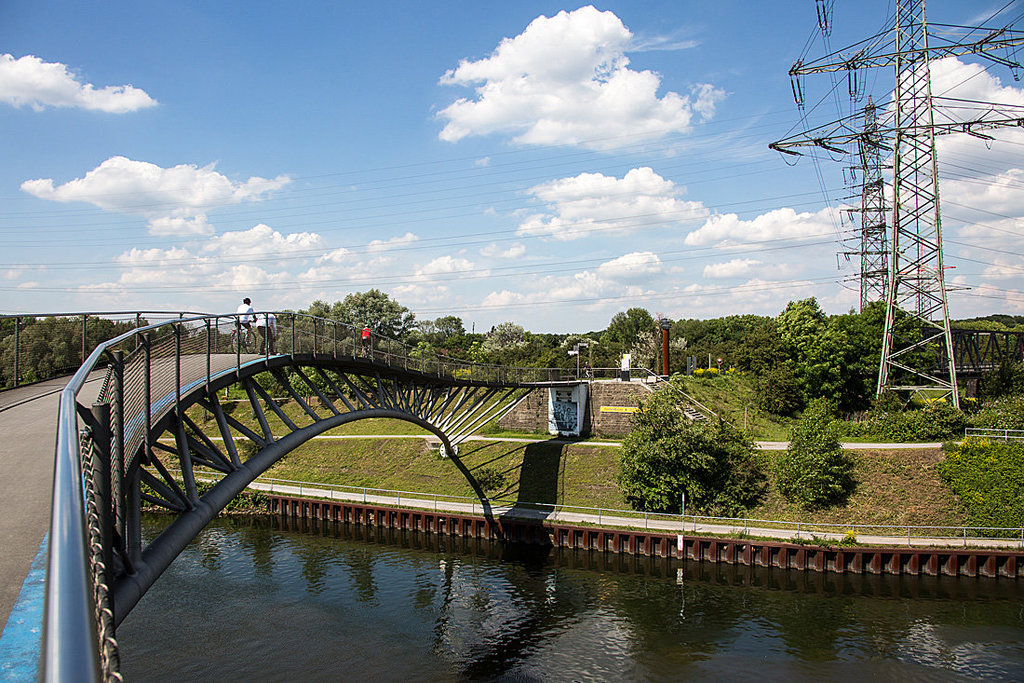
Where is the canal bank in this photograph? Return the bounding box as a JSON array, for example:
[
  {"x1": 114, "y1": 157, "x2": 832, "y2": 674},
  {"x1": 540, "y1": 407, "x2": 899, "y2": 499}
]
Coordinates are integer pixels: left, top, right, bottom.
[{"x1": 266, "y1": 492, "x2": 1024, "y2": 580}]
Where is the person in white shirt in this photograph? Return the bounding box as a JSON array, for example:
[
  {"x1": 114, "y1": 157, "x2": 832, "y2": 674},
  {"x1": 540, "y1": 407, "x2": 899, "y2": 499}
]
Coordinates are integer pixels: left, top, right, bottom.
[
  {"x1": 236, "y1": 298, "x2": 255, "y2": 350},
  {"x1": 257, "y1": 312, "x2": 277, "y2": 353}
]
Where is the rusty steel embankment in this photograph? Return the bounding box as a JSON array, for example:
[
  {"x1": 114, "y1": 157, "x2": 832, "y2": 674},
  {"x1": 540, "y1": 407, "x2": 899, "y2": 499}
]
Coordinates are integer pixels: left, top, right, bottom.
[{"x1": 267, "y1": 494, "x2": 1024, "y2": 580}]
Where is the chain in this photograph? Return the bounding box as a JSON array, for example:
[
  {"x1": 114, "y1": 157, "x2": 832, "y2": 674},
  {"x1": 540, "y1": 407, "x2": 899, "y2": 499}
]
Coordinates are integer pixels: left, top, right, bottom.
[{"x1": 79, "y1": 425, "x2": 123, "y2": 682}]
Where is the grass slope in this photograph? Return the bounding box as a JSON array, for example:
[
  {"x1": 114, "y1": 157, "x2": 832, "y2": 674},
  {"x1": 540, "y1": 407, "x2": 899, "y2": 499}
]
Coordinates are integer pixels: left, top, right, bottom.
[{"x1": 190, "y1": 397, "x2": 969, "y2": 528}]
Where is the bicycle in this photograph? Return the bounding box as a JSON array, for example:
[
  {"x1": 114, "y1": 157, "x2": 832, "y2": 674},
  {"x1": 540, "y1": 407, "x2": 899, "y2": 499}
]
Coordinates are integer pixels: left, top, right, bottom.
[{"x1": 230, "y1": 325, "x2": 256, "y2": 353}]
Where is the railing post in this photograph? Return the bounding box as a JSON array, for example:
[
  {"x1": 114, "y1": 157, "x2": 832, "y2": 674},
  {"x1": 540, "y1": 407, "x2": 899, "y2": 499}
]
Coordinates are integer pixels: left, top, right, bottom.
[
  {"x1": 291, "y1": 314, "x2": 296, "y2": 359},
  {"x1": 13, "y1": 316, "x2": 19, "y2": 387},
  {"x1": 81, "y1": 314, "x2": 88, "y2": 366},
  {"x1": 112, "y1": 350, "x2": 125, "y2": 547},
  {"x1": 206, "y1": 319, "x2": 212, "y2": 394},
  {"x1": 90, "y1": 402, "x2": 114, "y2": 595},
  {"x1": 235, "y1": 317, "x2": 242, "y2": 373},
  {"x1": 264, "y1": 313, "x2": 270, "y2": 362},
  {"x1": 175, "y1": 323, "x2": 182, "y2": 415},
  {"x1": 333, "y1": 322, "x2": 337, "y2": 359},
  {"x1": 144, "y1": 333, "x2": 152, "y2": 458},
  {"x1": 313, "y1": 318, "x2": 318, "y2": 356}
]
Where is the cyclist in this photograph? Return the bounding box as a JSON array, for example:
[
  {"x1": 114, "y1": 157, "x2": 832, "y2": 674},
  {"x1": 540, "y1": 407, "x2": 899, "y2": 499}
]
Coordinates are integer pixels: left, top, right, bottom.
[
  {"x1": 236, "y1": 297, "x2": 255, "y2": 350},
  {"x1": 361, "y1": 325, "x2": 372, "y2": 357}
]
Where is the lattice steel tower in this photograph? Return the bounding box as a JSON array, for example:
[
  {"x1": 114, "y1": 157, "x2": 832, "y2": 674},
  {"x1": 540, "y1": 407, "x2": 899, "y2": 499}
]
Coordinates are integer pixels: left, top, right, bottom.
[
  {"x1": 771, "y1": 0, "x2": 1024, "y2": 409},
  {"x1": 850, "y1": 97, "x2": 889, "y2": 310}
]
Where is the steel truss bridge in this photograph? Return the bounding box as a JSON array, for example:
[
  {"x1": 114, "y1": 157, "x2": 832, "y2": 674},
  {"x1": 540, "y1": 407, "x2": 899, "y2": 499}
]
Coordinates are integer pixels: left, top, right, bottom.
[
  {"x1": 949, "y1": 328, "x2": 1024, "y2": 378},
  {"x1": 40, "y1": 311, "x2": 568, "y2": 681}
]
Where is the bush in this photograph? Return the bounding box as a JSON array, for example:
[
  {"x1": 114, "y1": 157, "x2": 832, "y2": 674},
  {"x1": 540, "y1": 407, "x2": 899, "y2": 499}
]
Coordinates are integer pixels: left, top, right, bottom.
[
  {"x1": 618, "y1": 390, "x2": 766, "y2": 516},
  {"x1": 473, "y1": 466, "x2": 507, "y2": 493},
  {"x1": 970, "y1": 395, "x2": 1024, "y2": 431},
  {"x1": 938, "y1": 438, "x2": 1024, "y2": 529},
  {"x1": 754, "y1": 364, "x2": 802, "y2": 417},
  {"x1": 776, "y1": 398, "x2": 855, "y2": 509},
  {"x1": 868, "y1": 400, "x2": 966, "y2": 441}
]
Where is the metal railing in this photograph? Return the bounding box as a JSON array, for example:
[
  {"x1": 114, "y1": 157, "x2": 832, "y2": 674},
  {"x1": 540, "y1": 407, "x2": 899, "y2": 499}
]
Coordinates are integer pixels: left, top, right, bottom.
[
  {"x1": 965, "y1": 427, "x2": 1024, "y2": 442},
  {"x1": 184, "y1": 472, "x2": 1024, "y2": 547},
  {"x1": 0, "y1": 311, "x2": 211, "y2": 390},
  {"x1": 44, "y1": 310, "x2": 570, "y2": 681}
]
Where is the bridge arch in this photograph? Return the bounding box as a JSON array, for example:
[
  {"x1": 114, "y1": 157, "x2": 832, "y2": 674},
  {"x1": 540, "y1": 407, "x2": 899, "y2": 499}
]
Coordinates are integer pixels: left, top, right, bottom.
[{"x1": 48, "y1": 312, "x2": 564, "y2": 679}]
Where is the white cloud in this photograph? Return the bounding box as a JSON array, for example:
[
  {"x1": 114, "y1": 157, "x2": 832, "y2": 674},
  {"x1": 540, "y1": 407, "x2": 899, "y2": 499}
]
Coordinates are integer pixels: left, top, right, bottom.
[
  {"x1": 437, "y1": 6, "x2": 723, "y2": 150},
  {"x1": 317, "y1": 247, "x2": 351, "y2": 264},
  {"x1": 367, "y1": 232, "x2": 419, "y2": 252},
  {"x1": 519, "y1": 167, "x2": 707, "y2": 241},
  {"x1": 480, "y1": 242, "x2": 526, "y2": 258},
  {"x1": 207, "y1": 224, "x2": 323, "y2": 259},
  {"x1": 684, "y1": 206, "x2": 839, "y2": 247},
  {"x1": 0, "y1": 54, "x2": 157, "y2": 112},
  {"x1": 702, "y1": 258, "x2": 764, "y2": 279},
  {"x1": 596, "y1": 251, "x2": 662, "y2": 279},
  {"x1": 417, "y1": 255, "x2": 476, "y2": 276},
  {"x1": 22, "y1": 156, "x2": 290, "y2": 237}
]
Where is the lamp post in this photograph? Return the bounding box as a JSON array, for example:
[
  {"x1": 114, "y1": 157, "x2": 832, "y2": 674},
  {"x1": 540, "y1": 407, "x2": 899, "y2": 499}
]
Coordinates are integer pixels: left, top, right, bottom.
[{"x1": 569, "y1": 342, "x2": 589, "y2": 379}]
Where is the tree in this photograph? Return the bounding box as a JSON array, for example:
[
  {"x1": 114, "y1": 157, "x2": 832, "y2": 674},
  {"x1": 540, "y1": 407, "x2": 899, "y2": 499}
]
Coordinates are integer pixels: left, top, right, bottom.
[
  {"x1": 602, "y1": 308, "x2": 655, "y2": 347},
  {"x1": 618, "y1": 389, "x2": 766, "y2": 516},
  {"x1": 775, "y1": 398, "x2": 855, "y2": 509},
  {"x1": 304, "y1": 290, "x2": 416, "y2": 340},
  {"x1": 481, "y1": 322, "x2": 528, "y2": 354}
]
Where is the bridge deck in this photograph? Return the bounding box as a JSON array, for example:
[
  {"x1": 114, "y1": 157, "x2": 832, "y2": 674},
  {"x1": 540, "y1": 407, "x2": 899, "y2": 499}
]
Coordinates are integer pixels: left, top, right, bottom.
[{"x1": 0, "y1": 374, "x2": 102, "y2": 627}]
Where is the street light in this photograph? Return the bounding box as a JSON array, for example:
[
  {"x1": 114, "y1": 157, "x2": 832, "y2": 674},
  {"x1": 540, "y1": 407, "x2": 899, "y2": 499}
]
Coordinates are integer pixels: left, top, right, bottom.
[{"x1": 569, "y1": 342, "x2": 589, "y2": 379}]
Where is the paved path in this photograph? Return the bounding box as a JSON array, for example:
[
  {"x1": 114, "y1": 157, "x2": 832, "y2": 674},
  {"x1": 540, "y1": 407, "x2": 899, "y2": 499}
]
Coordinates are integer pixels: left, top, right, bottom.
[
  {"x1": 0, "y1": 374, "x2": 101, "y2": 629},
  {"x1": 250, "y1": 480, "x2": 1019, "y2": 550}
]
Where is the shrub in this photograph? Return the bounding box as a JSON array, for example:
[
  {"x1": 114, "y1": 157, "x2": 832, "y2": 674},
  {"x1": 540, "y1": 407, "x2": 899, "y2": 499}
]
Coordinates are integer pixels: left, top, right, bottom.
[
  {"x1": 754, "y1": 364, "x2": 802, "y2": 417},
  {"x1": 868, "y1": 400, "x2": 966, "y2": 441},
  {"x1": 776, "y1": 398, "x2": 855, "y2": 509},
  {"x1": 473, "y1": 466, "x2": 507, "y2": 493},
  {"x1": 970, "y1": 396, "x2": 1024, "y2": 432},
  {"x1": 938, "y1": 438, "x2": 1024, "y2": 529},
  {"x1": 618, "y1": 390, "x2": 766, "y2": 516}
]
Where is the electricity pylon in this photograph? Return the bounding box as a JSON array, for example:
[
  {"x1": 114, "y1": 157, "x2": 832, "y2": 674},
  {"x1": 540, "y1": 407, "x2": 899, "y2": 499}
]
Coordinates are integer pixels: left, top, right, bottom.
[
  {"x1": 770, "y1": 0, "x2": 1024, "y2": 409},
  {"x1": 842, "y1": 97, "x2": 889, "y2": 311}
]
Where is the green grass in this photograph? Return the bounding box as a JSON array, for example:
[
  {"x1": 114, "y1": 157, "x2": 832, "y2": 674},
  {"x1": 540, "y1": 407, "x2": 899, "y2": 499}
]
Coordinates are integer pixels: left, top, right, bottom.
[
  {"x1": 749, "y1": 447, "x2": 970, "y2": 530},
  {"x1": 673, "y1": 373, "x2": 794, "y2": 440},
  {"x1": 185, "y1": 396, "x2": 972, "y2": 530},
  {"x1": 262, "y1": 436, "x2": 628, "y2": 510}
]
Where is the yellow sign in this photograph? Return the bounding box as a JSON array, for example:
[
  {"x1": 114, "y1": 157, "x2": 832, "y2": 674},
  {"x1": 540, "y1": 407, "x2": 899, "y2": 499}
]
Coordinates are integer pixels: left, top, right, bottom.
[{"x1": 600, "y1": 406, "x2": 638, "y2": 413}]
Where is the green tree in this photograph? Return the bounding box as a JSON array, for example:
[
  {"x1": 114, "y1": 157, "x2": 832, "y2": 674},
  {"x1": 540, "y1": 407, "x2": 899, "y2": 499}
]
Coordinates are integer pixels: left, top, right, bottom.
[
  {"x1": 481, "y1": 322, "x2": 528, "y2": 355},
  {"x1": 618, "y1": 390, "x2": 766, "y2": 516},
  {"x1": 304, "y1": 290, "x2": 416, "y2": 340},
  {"x1": 754, "y1": 364, "x2": 801, "y2": 417},
  {"x1": 776, "y1": 398, "x2": 855, "y2": 509},
  {"x1": 602, "y1": 308, "x2": 655, "y2": 347}
]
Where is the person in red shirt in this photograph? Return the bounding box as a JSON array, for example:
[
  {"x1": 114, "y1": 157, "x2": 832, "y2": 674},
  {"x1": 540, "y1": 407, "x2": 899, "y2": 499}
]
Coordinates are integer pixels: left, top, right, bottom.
[{"x1": 361, "y1": 325, "x2": 371, "y2": 357}]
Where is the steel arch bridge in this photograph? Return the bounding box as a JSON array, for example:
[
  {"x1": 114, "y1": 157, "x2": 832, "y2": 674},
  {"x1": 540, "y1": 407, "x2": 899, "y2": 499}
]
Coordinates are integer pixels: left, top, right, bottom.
[{"x1": 45, "y1": 312, "x2": 569, "y2": 681}]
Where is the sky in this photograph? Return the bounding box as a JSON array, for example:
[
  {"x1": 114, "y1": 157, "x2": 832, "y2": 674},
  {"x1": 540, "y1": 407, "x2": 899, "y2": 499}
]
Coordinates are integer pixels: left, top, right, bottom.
[{"x1": 2, "y1": 1, "x2": 1024, "y2": 333}]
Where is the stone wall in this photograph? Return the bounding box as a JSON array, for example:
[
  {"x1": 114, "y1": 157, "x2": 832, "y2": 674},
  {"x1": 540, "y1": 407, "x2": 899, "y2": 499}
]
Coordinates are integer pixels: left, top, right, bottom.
[
  {"x1": 585, "y1": 381, "x2": 652, "y2": 435},
  {"x1": 496, "y1": 380, "x2": 653, "y2": 436},
  {"x1": 496, "y1": 387, "x2": 548, "y2": 432}
]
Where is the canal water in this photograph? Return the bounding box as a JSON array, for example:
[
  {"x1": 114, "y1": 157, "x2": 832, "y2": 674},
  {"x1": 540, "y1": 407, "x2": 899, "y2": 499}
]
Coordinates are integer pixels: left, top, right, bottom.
[{"x1": 118, "y1": 515, "x2": 1024, "y2": 680}]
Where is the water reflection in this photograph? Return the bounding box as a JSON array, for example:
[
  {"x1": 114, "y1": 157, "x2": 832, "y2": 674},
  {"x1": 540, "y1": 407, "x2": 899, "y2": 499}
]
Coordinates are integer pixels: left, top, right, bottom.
[{"x1": 117, "y1": 514, "x2": 1024, "y2": 681}]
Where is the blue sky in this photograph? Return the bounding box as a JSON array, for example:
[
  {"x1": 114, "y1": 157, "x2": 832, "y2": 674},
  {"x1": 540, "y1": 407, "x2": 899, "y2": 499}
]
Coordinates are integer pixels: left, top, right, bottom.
[{"x1": 2, "y1": 1, "x2": 1024, "y2": 332}]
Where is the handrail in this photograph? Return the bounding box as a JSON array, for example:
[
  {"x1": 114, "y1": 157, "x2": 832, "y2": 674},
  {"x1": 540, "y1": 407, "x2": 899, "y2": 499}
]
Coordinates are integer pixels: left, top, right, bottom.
[{"x1": 44, "y1": 309, "x2": 571, "y2": 680}]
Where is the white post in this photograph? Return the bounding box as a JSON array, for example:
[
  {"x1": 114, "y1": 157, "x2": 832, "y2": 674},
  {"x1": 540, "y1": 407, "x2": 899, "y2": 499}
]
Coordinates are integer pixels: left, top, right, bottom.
[{"x1": 681, "y1": 491, "x2": 686, "y2": 533}]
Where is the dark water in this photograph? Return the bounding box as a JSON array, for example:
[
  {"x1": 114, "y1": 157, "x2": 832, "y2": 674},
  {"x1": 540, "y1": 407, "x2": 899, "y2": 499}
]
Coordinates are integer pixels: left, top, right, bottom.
[{"x1": 117, "y1": 515, "x2": 1024, "y2": 681}]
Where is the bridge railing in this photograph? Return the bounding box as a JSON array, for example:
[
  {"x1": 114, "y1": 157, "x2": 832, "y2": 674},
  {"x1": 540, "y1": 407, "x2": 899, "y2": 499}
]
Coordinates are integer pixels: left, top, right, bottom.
[
  {"x1": 45, "y1": 310, "x2": 567, "y2": 681},
  {"x1": 0, "y1": 311, "x2": 212, "y2": 391}
]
